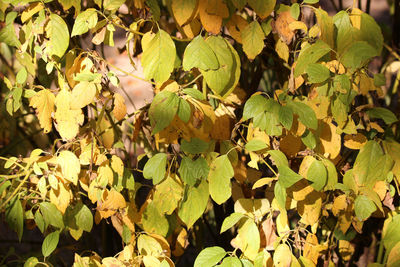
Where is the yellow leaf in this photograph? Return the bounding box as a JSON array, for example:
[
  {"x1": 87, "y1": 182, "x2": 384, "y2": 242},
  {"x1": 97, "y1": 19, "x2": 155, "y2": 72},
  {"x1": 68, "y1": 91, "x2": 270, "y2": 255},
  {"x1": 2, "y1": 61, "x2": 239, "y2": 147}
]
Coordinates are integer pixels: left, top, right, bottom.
[
  {"x1": 317, "y1": 119, "x2": 341, "y2": 159},
  {"x1": 198, "y1": 0, "x2": 222, "y2": 34},
  {"x1": 252, "y1": 177, "x2": 276, "y2": 189},
  {"x1": 338, "y1": 240, "x2": 354, "y2": 261},
  {"x1": 172, "y1": 228, "x2": 188, "y2": 257},
  {"x1": 98, "y1": 163, "x2": 114, "y2": 186},
  {"x1": 387, "y1": 242, "x2": 400, "y2": 267},
  {"x1": 273, "y1": 244, "x2": 292, "y2": 267},
  {"x1": 97, "y1": 116, "x2": 115, "y2": 149},
  {"x1": 54, "y1": 89, "x2": 84, "y2": 140},
  {"x1": 182, "y1": 18, "x2": 201, "y2": 38},
  {"x1": 275, "y1": 38, "x2": 289, "y2": 62},
  {"x1": 343, "y1": 133, "x2": 367, "y2": 149},
  {"x1": 113, "y1": 93, "x2": 127, "y2": 121},
  {"x1": 373, "y1": 181, "x2": 387, "y2": 201},
  {"x1": 57, "y1": 150, "x2": 81, "y2": 185},
  {"x1": 287, "y1": 179, "x2": 314, "y2": 202},
  {"x1": 297, "y1": 191, "x2": 323, "y2": 226},
  {"x1": 274, "y1": 11, "x2": 295, "y2": 44},
  {"x1": 111, "y1": 155, "x2": 124, "y2": 177},
  {"x1": 49, "y1": 181, "x2": 71, "y2": 214},
  {"x1": 29, "y1": 89, "x2": 55, "y2": 133},
  {"x1": 98, "y1": 189, "x2": 127, "y2": 219},
  {"x1": 70, "y1": 81, "x2": 98, "y2": 110},
  {"x1": 350, "y1": 8, "x2": 362, "y2": 29},
  {"x1": 280, "y1": 132, "x2": 303, "y2": 158},
  {"x1": 171, "y1": 0, "x2": 198, "y2": 26},
  {"x1": 303, "y1": 234, "x2": 319, "y2": 264},
  {"x1": 226, "y1": 14, "x2": 248, "y2": 43},
  {"x1": 332, "y1": 194, "x2": 347, "y2": 216},
  {"x1": 289, "y1": 21, "x2": 308, "y2": 33}
]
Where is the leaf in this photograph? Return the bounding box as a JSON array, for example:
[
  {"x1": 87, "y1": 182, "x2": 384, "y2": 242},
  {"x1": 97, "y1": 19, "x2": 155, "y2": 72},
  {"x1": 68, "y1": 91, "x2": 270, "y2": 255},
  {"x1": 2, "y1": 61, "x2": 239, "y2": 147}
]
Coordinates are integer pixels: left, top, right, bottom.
[
  {"x1": 237, "y1": 219, "x2": 260, "y2": 260},
  {"x1": 354, "y1": 195, "x2": 376, "y2": 221},
  {"x1": 301, "y1": 129, "x2": 316, "y2": 149},
  {"x1": 171, "y1": 0, "x2": 198, "y2": 26},
  {"x1": 103, "y1": 0, "x2": 126, "y2": 11},
  {"x1": 287, "y1": 101, "x2": 318, "y2": 130},
  {"x1": 113, "y1": 93, "x2": 127, "y2": 121},
  {"x1": 201, "y1": 36, "x2": 241, "y2": 98},
  {"x1": 178, "y1": 156, "x2": 209, "y2": 185},
  {"x1": 183, "y1": 88, "x2": 205, "y2": 100},
  {"x1": 71, "y1": 8, "x2": 98, "y2": 36},
  {"x1": 46, "y1": 14, "x2": 70, "y2": 58},
  {"x1": 182, "y1": 35, "x2": 219, "y2": 71},
  {"x1": 273, "y1": 244, "x2": 292, "y2": 267},
  {"x1": 194, "y1": 246, "x2": 226, "y2": 267},
  {"x1": 383, "y1": 215, "x2": 400, "y2": 251},
  {"x1": 178, "y1": 179, "x2": 209, "y2": 228},
  {"x1": 152, "y1": 175, "x2": 183, "y2": 214},
  {"x1": 29, "y1": 89, "x2": 55, "y2": 133},
  {"x1": 246, "y1": 139, "x2": 268, "y2": 152},
  {"x1": 5, "y1": 197, "x2": 24, "y2": 241},
  {"x1": 141, "y1": 30, "x2": 176, "y2": 83},
  {"x1": 241, "y1": 21, "x2": 265, "y2": 60},
  {"x1": 278, "y1": 165, "x2": 303, "y2": 188},
  {"x1": 294, "y1": 40, "x2": 331, "y2": 77},
  {"x1": 149, "y1": 90, "x2": 179, "y2": 134},
  {"x1": 220, "y1": 256, "x2": 243, "y2": 267},
  {"x1": 70, "y1": 81, "x2": 98, "y2": 110},
  {"x1": 208, "y1": 155, "x2": 234, "y2": 204},
  {"x1": 143, "y1": 153, "x2": 167, "y2": 184},
  {"x1": 42, "y1": 231, "x2": 60, "y2": 257},
  {"x1": 16, "y1": 67, "x2": 28, "y2": 84},
  {"x1": 220, "y1": 213, "x2": 244, "y2": 233},
  {"x1": 75, "y1": 204, "x2": 93, "y2": 232},
  {"x1": 340, "y1": 41, "x2": 377, "y2": 70},
  {"x1": 57, "y1": 150, "x2": 81, "y2": 185},
  {"x1": 343, "y1": 133, "x2": 367, "y2": 149},
  {"x1": 248, "y1": 0, "x2": 276, "y2": 19},
  {"x1": 307, "y1": 160, "x2": 327, "y2": 191},
  {"x1": 306, "y1": 63, "x2": 331, "y2": 83},
  {"x1": 387, "y1": 242, "x2": 400, "y2": 267},
  {"x1": 0, "y1": 12, "x2": 21, "y2": 47},
  {"x1": 181, "y1": 138, "x2": 209, "y2": 154},
  {"x1": 366, "y1": 107, "x2": 398, "y2": 125},
  {"x1": 359, "y1": 12, "x2": 383, "y2": 55},
  {"x1": 177, "y1": 98, "x2": 191, "y2": 123},
  {"x1": 322, "y1": 158, "x2": 338, "y2": 190},
  {"x1": 278, "y1": 105, "x2": 293, "y2": 129},
  {"x1": 40, "y1": 202, "x2": 64, "y2": 229},
  {"x1": 142, "y1": 202, "x2": 169, "y2": 236},
  {"x1": 267, "y1": 150, "x2": 289, "y2": 167},
  {"x1": 243, "y1": 94, "x2": 269, "y2": 120}
]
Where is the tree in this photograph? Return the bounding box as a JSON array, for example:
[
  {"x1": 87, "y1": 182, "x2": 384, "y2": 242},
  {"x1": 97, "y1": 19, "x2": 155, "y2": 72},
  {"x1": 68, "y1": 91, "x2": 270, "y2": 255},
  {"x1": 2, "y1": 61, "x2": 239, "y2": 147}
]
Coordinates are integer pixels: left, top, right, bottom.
[{"x1": 1, "y1": 0, "x2": 400, "y2": 266}]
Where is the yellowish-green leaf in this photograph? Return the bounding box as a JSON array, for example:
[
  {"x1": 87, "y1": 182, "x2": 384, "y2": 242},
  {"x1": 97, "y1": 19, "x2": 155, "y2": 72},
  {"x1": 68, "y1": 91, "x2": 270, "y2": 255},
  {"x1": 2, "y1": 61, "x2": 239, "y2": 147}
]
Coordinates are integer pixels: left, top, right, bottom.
[
  {"x1": 208, "y1": 155, "x2": 234, "y2": 205},
  {"x1": 70, "y1": 82, "x2": 98, "y2": 110},
  {"x1": 71, "y1": 8, "x2": 98, "y2": 37},
  {"x1": 182, "y1": 35, "x2": 219, "y2": 71},
  {"x1": 171, "y1": 0, "x2": 198, "y2": 26},
  {"x1": 241, "y1": 21, "x2": 265, "y2": 60},
  {"x1": 46, "y1": 14, "x2": 70, "y2": 58},
  {"x1": 29, "y1": 89, "x2": 55, "y2": 133},
  {"x1": 57, "y1": 150, "x2": 81, "y2": 185}
]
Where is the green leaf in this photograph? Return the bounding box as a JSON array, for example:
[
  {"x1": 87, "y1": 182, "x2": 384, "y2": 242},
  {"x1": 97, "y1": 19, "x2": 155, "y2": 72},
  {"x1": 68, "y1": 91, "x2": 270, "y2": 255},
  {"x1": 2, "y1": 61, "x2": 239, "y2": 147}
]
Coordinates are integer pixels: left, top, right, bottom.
[
  {"x1": 146, "y1": 0, "x2": 160, "y2": 20},
  {"x1": 75, "y1": 204, "x2": 93, "y2": 232},
  {"x1": 24, "y1": 257, "x2": 39, "y2": 267},
  {"x1": 152, "y1": 175, "x2": 183, "y2": 214},
  {"x1": 16, "y1": 67, "x2": 28, "y2": 84},
  {"x1": 220, "y1": 256, "x2": 242, "y2": 267},
  {"x1": 354, "y1": 195, "x2": 376, "y2": 221},
  {"x1": 278, "y1": 105, "x2": 293, "y2": 129},
  {"x1": 178, "y1": 156, "x2": 209, "y2": 186},
  {"x1": 267, "y1": 150, "x2": 289, "y2": 167},
  {"x1": 383, "y1": 215, "x2": 400, "y2": 251},
  {"x1": 360, "y1": 12, "x2": 383, "y2": 55},
  {"x1": 294, "y1": 40, "x2": 331, "y2": 77},
  {"x1": 208, "y1": 155, "x2": 234, "y2": 205},
  {"x1": 241, "y1": 21, "x2": 265, "y2": 60},
  {"x1": 245, "y1": 139, "x2": 268, "y2": 152},
  {"x1": 220, "y1": 212, "x2": 244, "y2": 233},
  {"x1": 34, "y1": 210, "x2": 45, "y2": 233},
  {"x1": 301, "y1": 129, "x2": 316, "y2": 149},
  {"x1": 353, "y1": 140, "x2": 386, "y2": 186},
  {"x1": 307, "y1": 160, "x2": 327, "y2": 191},
  {"x1": 141, "y1": 30, "x2": 176, "y2": 83},
  {"x1": 103, "y1": 0, "x2": 126, "y2": 11},
  {"x1": 0, "y1": 12, "x2": 21, "y2": 47},
  {"x1": 304, "y1": 0, "x2": 319, "y2": 3},
  {"x1": 243, "y1": 94, "x2": 269, "y2": 120},
  {"x1": 366, "y1": 107, "x2": 398, "y2": 125},
  {"x1": 305, "y1": 63, "x2": 330, "y2": 83},
  {"x1": 201, "y1": 36, "x2": 241, "y2": 98},
  {"x1": 287, "y1": 101, "x2": 318, "y2": 129},
  {"x1": 290, "y1": 3, "x2": 300, "y2": 20},
  {"x1": 122, "y1": 225, "x2": 131, "y2": 243},
  {"x1": 149, "y1": 90, "x2": 179, "y2": 134},
  {"x1": 374, "y1": 73, "x2": 386, "y2": 86},
  {"x1": 183, "y1": 88, "x2": 205, "y2": 101},
  {"x1": 340, "y1": 41, "x2": 377, "y2": 70},
  {"x1": 237, "y1": 219, "x2": 260, "y2": 260},
  {"x1": 142, "y1": 202, "x2": 169, "y2": 236},
  {"x1": 231, "y1": 0, "x2": 246, "y2": 10},
  {"x1": 278, "y1": 165, "x2": 303, "y2": 188},
  {"x1": 274, "y1": 181, "x2": 287, "y2": 209},
  {"x1": 5, "y1": 197, "x2": 24, "y2": 241},
  {"x1": 42, "y1": 231, "x2": 60, "y2": 257},
  {"x1": 39, "y1": 202, "x2": 64, "y2": 229},
  {"x1": 322, "y1": 158, "x2": 338, "y2": 190},
  {"x1": 178, "y1": 179, "x2": 209, "y2": 228},
  {"x1": 181, "y1": 138, "x2": 209, "y2": 154},
  {"x1": 177, "y1": 98, "x2": 191, "y2": 123},
  {"x1": 248, "y1": 0, "x2": 276, "y2": 19},
  {"x1": 194, "y1": 246, "x2": 226, "y2": 267},
  {"x1": 71, "y1": 8, "x2": 98, "y2": 37},
  {"x1": 183, "y1": 35, "x2": 219, "y2": 71},
  {"x1": 46, "y1": 14, "x2": 70, "y2": 58},
  {"x1": 143, "y1": 153, "x2": 167, "y2": 184}
]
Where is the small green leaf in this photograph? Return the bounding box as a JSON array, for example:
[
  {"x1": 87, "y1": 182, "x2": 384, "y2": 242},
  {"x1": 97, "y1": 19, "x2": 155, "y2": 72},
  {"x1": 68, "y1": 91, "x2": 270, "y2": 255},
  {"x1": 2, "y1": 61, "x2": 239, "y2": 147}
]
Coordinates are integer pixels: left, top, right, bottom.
[
  {"x1": 5, "y1": 197, "x2": 24, "y2": 241},
  {"x1": 16, "y1": 67, "x2": 28, "y2": 84},
  {"x1": 278, "y1": 165, "x2": 303, "y2": 188},
  {"x1": 75, "y1": 204, "x2": 93, "y2": 232},
  {"x1": 71, "y1": 8, "x2": 98, "y2": 37},
  {"x1": 243, "y1": 94, "x2": 269, "y2": 120},
  {"x1": 366, "y1": 107, "x2": 397, "y2": 125},
  {"x1": 142, "y1": 202, "x2": 169, "y2": 236},
  {"x1": 178, "y1": 156, "x2": 209, "y2": 185},
  {"x1": 143, "y1": 153, "x2": 167, "y2": 184},
  {"x1": 294, "y1": 40, "x2": 331, "y2": 77},
  {"x1": 177, "y1": 98, "x2": 191, "y2": 123},
  {"x1": 208, "y1": 155, "x2": 234, "y2": 204},
  {"x1": 122, "y1": 225, "x2": 131, "y2": 243},
  {"x1": 183, "y1": 35, "x2": 219, "y2": 71},
  {"x1": 340, "y1": 41, "x2": 377, "y2": 70},
  {"x1": 245, "y1": 139, "x2": 268, "y2": 151},
  {"x1": 301, "y1": 129, "x2": 316, "y2": 149},
  {"x1": 181, "y1": 138, "x2": 209, "y2": 154},
  {"x1": 278, "y1": 105, "x2": 293, "y2": 129},
  {"x1": 287, "y1": 101, "x2": 318, "y2": 129},
  {"x1": 307, "y1": 160, "x2": 327, "y2": 191},
  {"x1": 46, "y1": 14, "x2": 70, "y2": 58},
  {"x1": 248, "y1": 0, "x2": 276, "y2": 19},
  {"x1": 42, "y1": 231, "x2": 60, "y2": 257},
  {"x1": 290, "y1": 3, "x2": 300, "y2": 20},
  {"x1": 194, "y1": 246, "x2": 226, "y2": 267},
  {"x1": 220, "y1": 256, "x2": 242, "y2": 267},
  {"x1": 39, "y1": 202, "x2": 64, "y2": 229},
  {"x1": 354, "y1": 195, "x2": 376, "y2": 221},
  {"x1": 149, "y1": 90, "x2": 179, "y2": 134},
  {"x1": 241, "y1": 21, "x2": 265, "y2": 60},
  {"x1": 306, "y1": 63, "x2": 330, "y2": 83},
  {"x1": 183, "y1": 88, "x2": 205, "y2": 100},
  {"x1": 24, "y1": 257, "x2": 39, "y2": 267},
  {"x1": 267, "y1": 150, "x2": 289, "y2": 167},
  {"x1": 304, "y1": 0, "x2": 319, "y2": 3},
  {"x1": 220, "y1": 212, "x2": 244, "y2": 233},
  {"x1": 274, "y1": 181, "x2": 287, "y2": 209}
]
